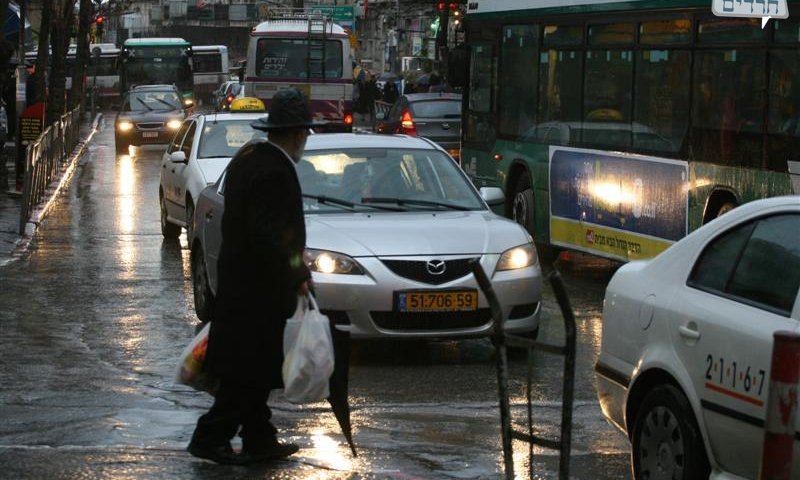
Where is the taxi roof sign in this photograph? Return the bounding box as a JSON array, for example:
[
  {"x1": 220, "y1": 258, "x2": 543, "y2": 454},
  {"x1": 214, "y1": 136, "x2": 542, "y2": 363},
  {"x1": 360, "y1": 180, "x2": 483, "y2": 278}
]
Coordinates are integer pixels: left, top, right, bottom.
[{"x1": 230, "y1": 97, "x2": 266, "y2": 112}]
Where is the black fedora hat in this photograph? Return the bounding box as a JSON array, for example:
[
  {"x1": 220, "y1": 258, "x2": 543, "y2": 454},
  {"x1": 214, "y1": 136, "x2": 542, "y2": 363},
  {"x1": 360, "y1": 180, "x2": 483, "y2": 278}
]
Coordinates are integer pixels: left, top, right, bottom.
[{"x1": 251, "y1": 88, "x2": 327, "y2": 131}]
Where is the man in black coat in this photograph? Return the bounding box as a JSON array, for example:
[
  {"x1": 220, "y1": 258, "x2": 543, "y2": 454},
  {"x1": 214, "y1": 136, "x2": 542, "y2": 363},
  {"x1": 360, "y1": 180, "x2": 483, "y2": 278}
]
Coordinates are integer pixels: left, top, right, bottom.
[{"x1": 188, "y1": 89, "x2": 321, "y2": 465}]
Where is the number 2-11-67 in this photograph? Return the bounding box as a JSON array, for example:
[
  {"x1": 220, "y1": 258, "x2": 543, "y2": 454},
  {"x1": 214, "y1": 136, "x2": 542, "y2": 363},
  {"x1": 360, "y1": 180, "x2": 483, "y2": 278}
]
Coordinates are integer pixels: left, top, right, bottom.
[{"x1": 705, "y1": 354, "x2": 765, "y2": 396}]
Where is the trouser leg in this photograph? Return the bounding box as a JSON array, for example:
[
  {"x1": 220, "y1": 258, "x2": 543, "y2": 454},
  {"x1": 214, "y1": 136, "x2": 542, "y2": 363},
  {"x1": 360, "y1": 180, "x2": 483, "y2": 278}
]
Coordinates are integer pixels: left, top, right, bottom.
[{"x1": 190, "y1": 378, "x2": 272, "y2": 448}]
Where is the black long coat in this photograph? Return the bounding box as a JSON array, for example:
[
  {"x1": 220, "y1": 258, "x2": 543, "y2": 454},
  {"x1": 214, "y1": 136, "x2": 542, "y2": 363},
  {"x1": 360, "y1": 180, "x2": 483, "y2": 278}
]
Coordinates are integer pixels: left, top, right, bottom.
[{"x1": 205, "y1": 139, "x2": 311, "y2": 388}]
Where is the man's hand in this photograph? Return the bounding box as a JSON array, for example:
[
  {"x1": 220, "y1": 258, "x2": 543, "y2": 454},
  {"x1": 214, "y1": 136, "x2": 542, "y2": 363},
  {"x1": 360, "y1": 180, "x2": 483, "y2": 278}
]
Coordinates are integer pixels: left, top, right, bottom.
[{"x1": 299, "y1": 279, "x2": 314, "y2": 296}]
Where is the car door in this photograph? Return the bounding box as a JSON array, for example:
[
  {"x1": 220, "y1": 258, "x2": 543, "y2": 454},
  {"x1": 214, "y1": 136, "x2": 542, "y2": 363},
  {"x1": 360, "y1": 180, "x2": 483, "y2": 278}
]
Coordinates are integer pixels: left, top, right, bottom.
[
  {"x1": 161, "y1": 120, "x2": 191, "y2": 217},
  {"x1": 669, "y1": 212, "x2": 800, "y2": 477},
  {"x1": 164, "y1": 120, "x2": 196, "y2": 220},
  {"x1": 204, "y1": 173, "x2": 226, "y2": 290}
]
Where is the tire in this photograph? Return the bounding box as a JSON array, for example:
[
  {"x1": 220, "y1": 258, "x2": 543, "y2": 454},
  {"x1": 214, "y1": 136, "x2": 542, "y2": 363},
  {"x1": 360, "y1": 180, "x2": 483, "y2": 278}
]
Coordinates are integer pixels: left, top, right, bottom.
[
  {"x1": 715, "y1": 202, "x2": 737, "y2": 218},
  {"x1": 511, "y1": 173, "x2": 559, "y2": 267},
  {"x1": 192, "y1": 247, "x2": 215, "y2": 323},
  {"x1": 185, "y1": 200, "x2": 195, "y2": 243},
  {"x1": 115, "y1": 136, "x2": 128, "y2": 155},
  {"x1": 160, "y1": 193, "x2": 180, "y2": 239},
  {"x1": 631, "y1": 384, "x2": 710, "y2": 480}
]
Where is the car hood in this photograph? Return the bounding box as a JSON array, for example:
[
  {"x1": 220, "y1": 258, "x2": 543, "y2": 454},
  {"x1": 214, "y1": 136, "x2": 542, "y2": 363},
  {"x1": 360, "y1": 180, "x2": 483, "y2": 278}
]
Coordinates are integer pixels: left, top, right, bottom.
[
  {"x1": 306, "y1": 210, "x2": 530, "y2": 257},
  {"x1": 196, "y1": 157, "x2": 232, "y2": 184},
  {"x1": 116, "y1": 110, "x2": 184, "y2": 123}
]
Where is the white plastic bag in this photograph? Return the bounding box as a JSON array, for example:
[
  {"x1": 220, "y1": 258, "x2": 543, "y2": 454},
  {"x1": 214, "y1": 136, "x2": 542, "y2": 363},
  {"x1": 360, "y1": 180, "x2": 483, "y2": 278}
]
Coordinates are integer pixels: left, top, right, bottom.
[{"x1": 282, "y1": 294, "x2": 335, "y2": 403}]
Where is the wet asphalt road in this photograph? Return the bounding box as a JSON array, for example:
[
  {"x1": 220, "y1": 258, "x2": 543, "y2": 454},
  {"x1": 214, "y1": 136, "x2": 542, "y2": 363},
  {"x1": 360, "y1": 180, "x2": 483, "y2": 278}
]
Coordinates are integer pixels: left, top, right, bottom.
[{"x1": 0, "y1": 115, "x2": 632, "y2": 479}]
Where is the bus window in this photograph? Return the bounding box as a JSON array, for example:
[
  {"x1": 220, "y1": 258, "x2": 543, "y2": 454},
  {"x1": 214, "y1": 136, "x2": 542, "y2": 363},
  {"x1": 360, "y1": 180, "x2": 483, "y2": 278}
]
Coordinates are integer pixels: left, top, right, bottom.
[
  {"x1": 774, "y1": 18, "x2": 800, "y2": 43},
  {"x1": 537, "y1": 50, "x2": 581, "y2": 145},
  {"x1": 698, "y1": 17, "x2": 767, "y2": 43},
  {"x1": 634, "y1": 50, "x2": 690, "y2": 154},
  {"x1": 639, "y1": 19, "x2": 692, "y2": 45},
  {"x1": 588, "y1": 23, "x2": 634, "y2": 45},
  {"x1": 499, "y1": 25, "x2": 538, "y2": 138},
  {"x1": 193, "y1": 53, "x2": 222, "y2": 73},
  {"x1": 691, "y1": 49, "x2": 766, "y2": 168},
  {"x1": 464, "y1": 43, "x2": 496, "y2": 146},
  {"x1": 767, "y1": 50, "x2": 800, "y2": 172},
  {"x1": 255, "y1": 39, "x2": 343, "y2": 78},
  {"x1": 582, "y1": 50, "x2": 633, "y2": 149}
]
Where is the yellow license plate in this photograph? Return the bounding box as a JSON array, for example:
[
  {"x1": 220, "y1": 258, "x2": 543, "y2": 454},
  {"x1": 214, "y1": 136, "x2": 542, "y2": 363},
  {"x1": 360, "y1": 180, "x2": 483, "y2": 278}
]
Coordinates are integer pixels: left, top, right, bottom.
[{"x1": 397, "y1": 290, "x2": 478, "y2": 312}]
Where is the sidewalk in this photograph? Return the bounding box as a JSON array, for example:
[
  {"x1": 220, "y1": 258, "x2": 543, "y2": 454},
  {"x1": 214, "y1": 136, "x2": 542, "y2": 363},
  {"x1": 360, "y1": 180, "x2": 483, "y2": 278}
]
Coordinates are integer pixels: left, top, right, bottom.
[{"x1": 0, "y1": 113, "x2": 100, "y2": 266}]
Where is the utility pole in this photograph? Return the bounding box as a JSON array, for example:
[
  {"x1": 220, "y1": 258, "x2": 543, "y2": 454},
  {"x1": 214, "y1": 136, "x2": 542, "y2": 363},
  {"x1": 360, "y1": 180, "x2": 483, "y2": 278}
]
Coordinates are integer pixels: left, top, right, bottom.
[{"x1": 13, "y1": 0, "x2": 27, "y2": 193}]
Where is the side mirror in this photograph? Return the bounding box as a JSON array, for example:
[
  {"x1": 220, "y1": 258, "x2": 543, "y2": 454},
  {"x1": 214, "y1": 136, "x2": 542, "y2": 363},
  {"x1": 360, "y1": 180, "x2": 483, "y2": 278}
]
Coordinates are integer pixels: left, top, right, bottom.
[
  {"x1": 480, "y1": 187, "x2": 505, "y2": 207},
  {"x1": 170, "y1": 151, "x2": 187, "y2": 164}
]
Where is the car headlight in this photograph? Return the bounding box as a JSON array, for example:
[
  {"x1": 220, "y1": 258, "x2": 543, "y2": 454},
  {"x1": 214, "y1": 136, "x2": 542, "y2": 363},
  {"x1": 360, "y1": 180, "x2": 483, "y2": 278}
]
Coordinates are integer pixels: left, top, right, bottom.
[
  {"x1": 184, "y1": 98, "x2": 194, "y2": 107},
  {"x1": 167, "y1": 119, "x2": 182, "y2": 130},
  {"x1": 304, "y1": 249, "x2": 364, "y2": 275},
  {"x1": 117, "y1": 121, "x2": 133, "y2": 132},
  {"x1": 496, "y1": 243, "x2": 537, "y2": 271}
]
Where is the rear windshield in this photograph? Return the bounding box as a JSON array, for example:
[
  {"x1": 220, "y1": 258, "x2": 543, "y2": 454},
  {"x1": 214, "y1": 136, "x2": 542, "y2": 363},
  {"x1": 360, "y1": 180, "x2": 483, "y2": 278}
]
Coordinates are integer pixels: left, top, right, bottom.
[
  {"x1": 410, "y1": 100, "x2": 461, "y2": 119},
  {"x1": 255, "y1": 38, "x2": 343, "y2": 78}
]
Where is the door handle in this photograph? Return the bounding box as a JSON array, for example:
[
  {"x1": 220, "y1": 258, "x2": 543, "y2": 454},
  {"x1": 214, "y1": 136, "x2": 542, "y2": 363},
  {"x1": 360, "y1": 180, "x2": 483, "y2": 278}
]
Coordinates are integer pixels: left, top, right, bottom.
[{"x1": 678, "y1": 324, "x2": 701, "y2": 340}]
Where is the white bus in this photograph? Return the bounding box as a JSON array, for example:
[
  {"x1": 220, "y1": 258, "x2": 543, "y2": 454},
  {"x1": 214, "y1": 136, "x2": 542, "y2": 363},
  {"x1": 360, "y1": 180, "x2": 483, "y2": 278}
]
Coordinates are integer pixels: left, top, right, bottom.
[
  {"x1": 243, "y1": 9, "x2": 354, "y2": 128},
  {"x1": 25, "y1": 43, "x2": 121, "y2": 107},
  {"x1": 192, "y1": 45, "x2": 229, "y2": 105}
]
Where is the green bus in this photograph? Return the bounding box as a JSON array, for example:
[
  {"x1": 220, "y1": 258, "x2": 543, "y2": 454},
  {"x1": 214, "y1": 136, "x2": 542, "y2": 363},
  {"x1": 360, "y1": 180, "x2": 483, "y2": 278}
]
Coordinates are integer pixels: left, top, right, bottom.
[
  {"x1": 457, "y1": 0, "x2": 799, "y2": 263},
  {"x1": 120, "y1": 38, "x2": 194, "y2": 103}
]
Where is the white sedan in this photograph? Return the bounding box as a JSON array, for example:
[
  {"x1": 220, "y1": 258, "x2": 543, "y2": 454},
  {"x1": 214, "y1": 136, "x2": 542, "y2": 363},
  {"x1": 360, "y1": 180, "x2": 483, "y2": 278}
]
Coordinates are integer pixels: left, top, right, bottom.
[
  {"x1": 595, "y1": 196, "x2": 800, "y2": 480},
  {"x1": 158, "y1": 111, "x2": 267, "y2": 241},
  {"x1": 191, "y1": 133, "x2": 543, "y2": 333}
]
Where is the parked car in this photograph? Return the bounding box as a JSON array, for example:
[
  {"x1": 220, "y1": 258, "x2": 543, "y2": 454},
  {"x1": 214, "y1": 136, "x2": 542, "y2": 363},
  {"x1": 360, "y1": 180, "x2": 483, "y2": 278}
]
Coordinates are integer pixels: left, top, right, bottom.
[
  {"x1": 190, "y1": 133, "x2": 542, "y2": 332},
  {"x1": 158, "y1": 102, "x2": 267, "y2": 241},
  {"x1": 595, "y1": 195, "x2": 800, "y2": 480},
  {"x1": 114, "y1": 84, "x2": 189, "y2": 153},
  {"x1": 374, "y1": 93, "x2": 462, "y2": 163}
]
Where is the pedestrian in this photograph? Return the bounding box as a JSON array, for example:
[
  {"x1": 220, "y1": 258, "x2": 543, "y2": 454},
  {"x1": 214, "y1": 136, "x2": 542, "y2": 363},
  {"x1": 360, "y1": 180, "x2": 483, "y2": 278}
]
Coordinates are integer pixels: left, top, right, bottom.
[
  {"x1": 383, "y1": 81, "x2": 399, "y2": 105},
  {"x1": 187, "y1": 88, "x2": 320, "y2": 465}
]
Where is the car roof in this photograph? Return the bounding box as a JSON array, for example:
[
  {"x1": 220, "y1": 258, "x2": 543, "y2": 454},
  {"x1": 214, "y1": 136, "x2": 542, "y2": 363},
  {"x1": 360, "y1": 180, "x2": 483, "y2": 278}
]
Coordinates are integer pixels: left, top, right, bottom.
[
  {"x1": 191, "y1": 112, "x2": 268, "y2": 122},
  {"x1": 404, "y1": 93, "x2": 461, "y2": 101},
  {"x1": 129, "y1": 84, "x2": 179, "y2": 92},
  {"x1": 305, "y1": 133, "x2": 440, "y2": 151}
]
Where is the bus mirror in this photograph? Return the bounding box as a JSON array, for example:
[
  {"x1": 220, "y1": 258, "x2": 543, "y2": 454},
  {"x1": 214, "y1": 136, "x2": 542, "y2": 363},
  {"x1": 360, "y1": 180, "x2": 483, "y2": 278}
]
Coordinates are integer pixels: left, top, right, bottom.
[{"x1": 447, "y1": 44, "x2": 467, "y2": 88}]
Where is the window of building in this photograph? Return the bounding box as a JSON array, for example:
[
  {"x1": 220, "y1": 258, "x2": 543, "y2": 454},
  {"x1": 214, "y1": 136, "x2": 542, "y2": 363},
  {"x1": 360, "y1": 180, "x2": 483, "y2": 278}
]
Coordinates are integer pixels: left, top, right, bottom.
[
  {"x1": 634, "y1": 49, "x2": 690, "y2": 154},
  {"x1": 774, "y1": 18, "x2": 800, "y2": 43},
  {"x1": 543, "y1": 25, "x2": 583, "y2": 46},
  {"x1": 767, "y1": 49, "x2": 800, "y2": 172},
  {"x1": 499, "y1": 25, "x2": 539, "y2": 138},
  {"x1": 698, "y1": 17, "x2": 766, "y2": 43},
  {"x1": 588, "y1": 23, "x2": 635, "y2": 45},
  {"x1": 640, "y1": 19, "x2": 693, "y2": 44},
  {"x1": 691, "y1": 49, "x2": 766, "y2": 167}
]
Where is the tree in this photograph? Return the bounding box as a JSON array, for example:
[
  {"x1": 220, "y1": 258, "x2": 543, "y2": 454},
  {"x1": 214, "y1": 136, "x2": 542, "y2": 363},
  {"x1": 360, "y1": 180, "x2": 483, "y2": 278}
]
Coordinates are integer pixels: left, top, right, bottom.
[
  {"x1": 32, "y1": 0, "x2": 53, "y2": 106},
  {"x1": 71, "y1": 0, "x2": 93, "y2": 108},
  {"x1": 46, "y1": 0, "x2": 76, "y2": 123}
]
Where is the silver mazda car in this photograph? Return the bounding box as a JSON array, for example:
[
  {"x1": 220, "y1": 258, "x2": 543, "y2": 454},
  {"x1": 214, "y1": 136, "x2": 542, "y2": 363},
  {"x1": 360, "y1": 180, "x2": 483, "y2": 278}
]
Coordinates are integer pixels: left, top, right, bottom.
[{"x1": 190, "y1": 134, "x2": 542, "y2": 338}]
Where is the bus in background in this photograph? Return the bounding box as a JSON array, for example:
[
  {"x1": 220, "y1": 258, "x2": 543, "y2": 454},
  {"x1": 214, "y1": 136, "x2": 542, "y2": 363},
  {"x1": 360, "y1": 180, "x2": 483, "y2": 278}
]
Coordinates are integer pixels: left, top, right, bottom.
[
  {"x1": 24, "y1": 43, "x2": 120, "y2": 107},
  {"x1": 243, "y1": 9, "x2": 353, "y2": 128},
  {"x1": 456, "y1": 0, "x2": 799, "y2": 264},
  {"x1": 192, "y1": 45, "x2": 229, "y2": 105},
  {"x1": 120, "y1": 38, "x2": 194, "y2": 106}
]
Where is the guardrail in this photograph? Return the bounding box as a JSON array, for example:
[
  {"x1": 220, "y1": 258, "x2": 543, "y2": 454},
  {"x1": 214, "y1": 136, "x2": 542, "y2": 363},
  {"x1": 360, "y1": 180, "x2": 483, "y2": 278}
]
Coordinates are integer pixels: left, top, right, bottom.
[{"x1": 19, "y1": 106, "x2": 82, "y2": 235}]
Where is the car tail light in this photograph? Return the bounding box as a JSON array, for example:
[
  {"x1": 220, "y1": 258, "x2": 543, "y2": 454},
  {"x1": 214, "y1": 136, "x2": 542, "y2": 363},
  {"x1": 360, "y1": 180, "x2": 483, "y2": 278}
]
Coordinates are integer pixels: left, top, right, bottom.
[
  {"x1": 401, "y1": 110, "x2": 417, "y2": 136},
  {"x1": 226, "y1": 94, "x2": 234, "y2": 103},
  {"x1": 344, "y1": 112, "x2": 354, "y2": 126}
]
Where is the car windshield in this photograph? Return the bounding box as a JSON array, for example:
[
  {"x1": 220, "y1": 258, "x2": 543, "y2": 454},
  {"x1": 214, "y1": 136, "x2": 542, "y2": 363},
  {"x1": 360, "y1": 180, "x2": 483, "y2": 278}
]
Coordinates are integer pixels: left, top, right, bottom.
[
  {"x1": 197, "y1": 119, "x2": 267, "y2": 158},
  {"x1": 299, "y1": 148, "x2": 484, "y2": 213},
  {"x1": 410, "y1": 100, "x2": 461, "y2": 118},
  {"x1": 125, "y1": 91, "x2": 182, "y2": 112}
]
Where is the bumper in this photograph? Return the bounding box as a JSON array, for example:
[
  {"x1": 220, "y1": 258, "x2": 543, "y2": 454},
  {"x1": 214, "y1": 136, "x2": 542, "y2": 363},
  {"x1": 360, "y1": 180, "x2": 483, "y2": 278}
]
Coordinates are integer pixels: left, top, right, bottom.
[
  {"x1": 595, "y1": 361, "x2": 631, "y2": 435},
  {"x1": 133, "y1": 128, "x2": 174, "y2": 145},
  {"x1": 313, "y1": 254, "x2": 542, "y2": 339}
]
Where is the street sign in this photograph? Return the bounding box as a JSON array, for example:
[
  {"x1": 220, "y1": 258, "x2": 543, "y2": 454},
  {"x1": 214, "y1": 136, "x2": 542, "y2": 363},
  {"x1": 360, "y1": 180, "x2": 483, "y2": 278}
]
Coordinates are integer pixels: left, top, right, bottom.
[
  {"x1": 711, "y1": 0, "x2": 788, "y2": 28},
  {"x1": 310, "y1": 5, "x2": 355, "y2": 32}
]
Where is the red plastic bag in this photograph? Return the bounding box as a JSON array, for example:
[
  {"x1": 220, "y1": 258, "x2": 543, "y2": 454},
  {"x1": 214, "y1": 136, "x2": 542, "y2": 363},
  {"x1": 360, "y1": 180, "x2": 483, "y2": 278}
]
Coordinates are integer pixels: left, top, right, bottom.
[{"x1": 174, "y1": 322, "x2": 219, "y2": 394}]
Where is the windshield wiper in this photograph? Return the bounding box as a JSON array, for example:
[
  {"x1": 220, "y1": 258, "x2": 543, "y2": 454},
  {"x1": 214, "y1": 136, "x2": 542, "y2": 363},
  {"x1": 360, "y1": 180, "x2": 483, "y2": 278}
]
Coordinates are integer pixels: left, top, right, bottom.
[
  {"x1": 135, "y1": 97, "x2": 153, "y2": 111},
  {"x1": 361, "y1": 197, "x2": 471, "y2": 211},
  {"x1": 154, "y1": 97, "x2": 180, "y2": 110},
  {"x1": 303, "y1": 194, "x2": 404, "y2": 212}
]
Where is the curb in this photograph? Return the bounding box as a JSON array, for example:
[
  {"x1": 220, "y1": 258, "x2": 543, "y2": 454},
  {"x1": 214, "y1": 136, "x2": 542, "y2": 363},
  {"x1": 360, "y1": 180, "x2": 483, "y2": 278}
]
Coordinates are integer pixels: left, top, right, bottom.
[{"x1": 8, "y1": 113, "x2": 103, "y2": 261}]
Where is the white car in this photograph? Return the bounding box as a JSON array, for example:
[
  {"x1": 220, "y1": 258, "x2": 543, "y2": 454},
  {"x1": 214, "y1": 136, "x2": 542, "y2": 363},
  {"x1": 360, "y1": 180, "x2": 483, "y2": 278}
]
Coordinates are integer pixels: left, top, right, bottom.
[
  {"x1": 158, "y1": 111, "x2": 267, "y2": 241},
  {"x1": 595, "y1": 196, "x2": 800, "y2": 480},
  {"x1": 191, "y1": 133, "x2": 543, "y2": 333}
]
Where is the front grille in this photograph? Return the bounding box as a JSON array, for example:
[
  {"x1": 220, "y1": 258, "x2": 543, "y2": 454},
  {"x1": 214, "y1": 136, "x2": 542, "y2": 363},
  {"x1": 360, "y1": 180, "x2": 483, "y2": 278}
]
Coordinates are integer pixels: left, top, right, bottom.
[
  {"x1": 381, "y1": 258, "x2": 477, "y2": 285},
  {"x1": 137, "y1": 122, "x2": 163, "y2": 129},
  {"x1": 371, "y1": 309, "x2": 491, "y2": 331}
]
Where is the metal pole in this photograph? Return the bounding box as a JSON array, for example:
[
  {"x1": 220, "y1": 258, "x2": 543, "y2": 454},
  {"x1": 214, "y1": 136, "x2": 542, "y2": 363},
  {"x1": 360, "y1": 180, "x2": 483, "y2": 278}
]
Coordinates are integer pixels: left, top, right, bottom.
[{"x1": 14, "y1": 0, "x2": 27, "y2": 193}]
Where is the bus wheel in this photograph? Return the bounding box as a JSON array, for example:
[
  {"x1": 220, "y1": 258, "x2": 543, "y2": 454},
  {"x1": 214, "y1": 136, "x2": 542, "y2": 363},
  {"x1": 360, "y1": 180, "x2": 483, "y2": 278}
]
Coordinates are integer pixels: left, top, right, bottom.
[
  {"x1": 716, "y1": 202, "x2": 737, "y2": 218},
  {"x1": 511, "y1": 174, "x2": 534, "y2": 232}
]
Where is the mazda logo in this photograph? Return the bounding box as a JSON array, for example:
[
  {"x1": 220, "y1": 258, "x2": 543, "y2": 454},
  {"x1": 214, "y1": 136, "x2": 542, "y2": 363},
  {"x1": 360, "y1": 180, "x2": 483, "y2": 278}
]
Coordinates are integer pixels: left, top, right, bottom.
[{"x1": 426, "y1": 260, "x2": 446, "y2": 275}]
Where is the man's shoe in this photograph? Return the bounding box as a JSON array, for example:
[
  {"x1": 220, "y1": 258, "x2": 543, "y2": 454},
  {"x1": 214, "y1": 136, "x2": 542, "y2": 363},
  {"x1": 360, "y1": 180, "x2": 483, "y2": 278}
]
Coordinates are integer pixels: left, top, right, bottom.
[
  {"x1": 243, "y1": 440, "x2": 300, "y2": 462},
  {"x1": 187, "y1": 442, "x2": 249, "y2": 465}
]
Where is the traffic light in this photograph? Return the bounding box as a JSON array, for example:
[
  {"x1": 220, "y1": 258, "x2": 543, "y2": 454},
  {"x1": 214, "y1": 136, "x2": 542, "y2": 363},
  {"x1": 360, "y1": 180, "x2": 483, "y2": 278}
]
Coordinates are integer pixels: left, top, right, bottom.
[
  {"x1": 95, "y1": 15, "x2": 105, "y2": 38},
  {"x1": 436, "y1": 1, "x2": 446, "y2": 11}
]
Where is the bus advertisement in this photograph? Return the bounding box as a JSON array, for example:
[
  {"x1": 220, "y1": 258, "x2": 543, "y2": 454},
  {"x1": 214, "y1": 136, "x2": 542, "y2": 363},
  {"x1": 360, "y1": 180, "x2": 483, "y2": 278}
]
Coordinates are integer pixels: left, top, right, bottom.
[
  {"x1": 458, "y1": 0, "x2": 799, "y2": 263},
  {"x1": 120, "y1": 38, "x2": 194, "y2": 102},
  {"x1": 192, "y1": 45, "x2": 229, "y2": 105},
  {"x1": 243, "y1": 9, "x2": 353, "y2": 127}
]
